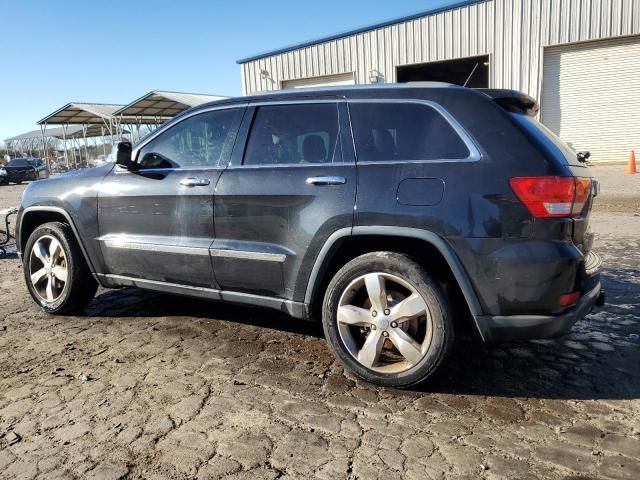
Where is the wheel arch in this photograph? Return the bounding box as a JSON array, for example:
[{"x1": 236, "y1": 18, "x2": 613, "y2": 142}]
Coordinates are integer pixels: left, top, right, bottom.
[
  {"x1": 305, "y1": 226, "x2": 487, "y2": 340},
  {"x1": 19, "y1": 206, "x2": 98, "y2": 276}
]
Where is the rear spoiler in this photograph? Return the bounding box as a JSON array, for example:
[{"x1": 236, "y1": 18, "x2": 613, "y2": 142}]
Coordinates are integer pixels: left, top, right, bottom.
[{"x1": 475, "y1": 89, "x2": 540, "y2": 117}]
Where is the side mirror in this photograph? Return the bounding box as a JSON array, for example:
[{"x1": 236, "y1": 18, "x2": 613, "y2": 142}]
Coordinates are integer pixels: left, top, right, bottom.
[{"x1": 115, "y1": 141, "x2": 135, "y2": 169}]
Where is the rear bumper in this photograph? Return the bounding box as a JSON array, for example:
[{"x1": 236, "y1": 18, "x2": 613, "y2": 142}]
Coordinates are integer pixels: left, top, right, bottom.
[{"x1": 477, "y1": 281, "x2": 604, "y2": 342}]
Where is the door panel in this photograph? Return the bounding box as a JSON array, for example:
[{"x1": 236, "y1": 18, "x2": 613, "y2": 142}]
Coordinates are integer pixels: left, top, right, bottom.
[
  {"x1": 98, "y1": 106, "x2": 245, "y2": 288},
  {"x1": 98, "y1": 167, "x2": 221, "y2": 287},
  {"x1": 214, "y1": 164, "x2": 356, "y2": 297},
  {"x1": 213, "y1": 101, "x2": 356, "y2": 300}
]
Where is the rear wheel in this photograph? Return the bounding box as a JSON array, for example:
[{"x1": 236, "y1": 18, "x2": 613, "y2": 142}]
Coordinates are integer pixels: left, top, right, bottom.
[
  {"x1": 322, "y1": 252, "x2": 454, "y2": 388},
  {"x1": 23, "y1": 222, "x2": 97, "y2": 314}
]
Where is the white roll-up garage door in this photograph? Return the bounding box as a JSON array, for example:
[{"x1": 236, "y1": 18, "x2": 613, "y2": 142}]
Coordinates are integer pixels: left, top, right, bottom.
[
  {"x1": 542, "y1": 35, "x2": 640, "y2": 163},
  {"x1": 281, "y1": 72, "x2": 355, "y2": 89}
]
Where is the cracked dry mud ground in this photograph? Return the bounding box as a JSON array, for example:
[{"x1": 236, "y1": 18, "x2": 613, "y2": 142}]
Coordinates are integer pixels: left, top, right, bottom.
[{"x1": 0, "y1": 179, "x2": 639, "y2": 480}]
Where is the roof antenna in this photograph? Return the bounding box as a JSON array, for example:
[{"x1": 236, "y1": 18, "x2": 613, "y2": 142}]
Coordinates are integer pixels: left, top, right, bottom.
[{"x1": 463, "y1": 63, "x2": 480, "y2": 87}]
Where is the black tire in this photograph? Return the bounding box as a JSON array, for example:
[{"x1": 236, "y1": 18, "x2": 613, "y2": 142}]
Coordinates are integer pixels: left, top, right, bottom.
[
  {"x1": 23, "y1": 222, "x2": 97, "y2": 314},
  {"x1": 322, "y1": 252, "x2": 454, "y2": 388}
]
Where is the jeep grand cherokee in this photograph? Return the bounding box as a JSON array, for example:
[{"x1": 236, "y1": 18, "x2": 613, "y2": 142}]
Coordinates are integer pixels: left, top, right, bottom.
[{"x1": 16, "y1": 84, "x2": 604, "y2": 387}]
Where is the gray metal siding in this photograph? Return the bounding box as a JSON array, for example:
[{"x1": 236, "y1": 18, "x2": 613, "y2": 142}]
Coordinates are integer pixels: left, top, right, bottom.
[{"x1": 241, "y1": 0, "x2": 640, "y2": 101}]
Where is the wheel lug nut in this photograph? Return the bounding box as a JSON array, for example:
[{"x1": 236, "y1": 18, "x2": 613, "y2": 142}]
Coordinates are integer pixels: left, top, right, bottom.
[
  {"x1": 384, "y1": 309, "x2": 390, "y2": 315},
  {"x1": 391, "y1": 321, "x2": 398, "y2": 328},
  {"x1": 382, "y1": 331, "x2": 389, "y2": 337},
  {"x1": 371, "y1": 310, "x2": 377, "y2": 317},
  {"x1": 371, "y1": 324, "x2": 377, "y2": 330}
]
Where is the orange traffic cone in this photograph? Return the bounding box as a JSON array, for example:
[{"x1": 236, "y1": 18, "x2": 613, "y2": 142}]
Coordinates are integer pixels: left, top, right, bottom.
[{"x1": 626, "y1": 150, "x2": 637, "y2": 174}]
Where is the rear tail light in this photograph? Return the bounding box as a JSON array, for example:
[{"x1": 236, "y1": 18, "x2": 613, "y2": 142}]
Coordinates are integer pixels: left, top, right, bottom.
[
  {"x1": 572, "y1": 178, "x2": 591, "y2": 216},
  {"x1": 509, "y1": 176, "x2": 592, "y2": 218}
]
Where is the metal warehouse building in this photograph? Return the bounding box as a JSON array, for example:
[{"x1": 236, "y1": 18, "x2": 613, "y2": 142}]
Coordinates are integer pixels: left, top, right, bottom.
[{"x1": 238, "y1": 0, "x2": 640, "y2": 163}]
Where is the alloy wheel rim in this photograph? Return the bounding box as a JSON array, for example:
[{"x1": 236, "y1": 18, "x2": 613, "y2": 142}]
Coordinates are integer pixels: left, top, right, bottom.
[
  {"x1": 29, "y1": 235, "x2": 68, "y2": 303},
  {"x1": 337, "y1": 272, "x2": 433, "y2": 374}
]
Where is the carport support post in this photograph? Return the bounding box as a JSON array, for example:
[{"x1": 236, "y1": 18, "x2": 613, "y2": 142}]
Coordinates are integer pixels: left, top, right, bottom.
[
  {"x1": 101, "y1": 126, "x2": 106, "y2": 157},
  {"x1": 74, "y1": 138, "x2": 80, "y2": 168},
  {"x1": 62, "y1": 124, "x2": 69, "y2": 167},
  {"x1": 82, "y1": 124, "x2": 89, "y2": 166},
  {"x1": 40, "y1": 123, "x2": 50, "y2": 170}
]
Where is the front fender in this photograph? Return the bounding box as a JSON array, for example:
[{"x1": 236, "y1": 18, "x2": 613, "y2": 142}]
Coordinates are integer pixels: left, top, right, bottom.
[
  {"x1": 18, "y1": 165, "x2": 113, "y2": 277},
  {"x1": 18, "y1": 206, "x2": 104, "y2": 284}
]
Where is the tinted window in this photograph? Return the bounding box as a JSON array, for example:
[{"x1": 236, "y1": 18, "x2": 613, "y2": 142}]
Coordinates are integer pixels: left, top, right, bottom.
[
  {"x1": 8, "y1": 158, "x2": 29, "y2": 167},
  {"x1": 244, "y1": 104, "x2": 341, "y2": 166},
  {"x1": 137, "y1": 108, "x2": 240, "y2": 168},
  {"x1": 349, "y1": 103, "x2": 470, "y2": 161}
]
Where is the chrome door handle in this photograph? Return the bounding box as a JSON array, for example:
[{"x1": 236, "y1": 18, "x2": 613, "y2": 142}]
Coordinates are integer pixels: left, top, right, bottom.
[
  {"x1": 180, "y1": 177, "x2": 210, "y2": 187},
  {"x1": 305, "y1": 176, "x2": 347, "y2": 186}
]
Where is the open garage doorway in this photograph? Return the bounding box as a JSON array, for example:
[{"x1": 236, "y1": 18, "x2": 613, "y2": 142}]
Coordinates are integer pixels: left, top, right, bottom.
[{"x1": 396, "y1": 55, "x2": 489, "y2": 87}]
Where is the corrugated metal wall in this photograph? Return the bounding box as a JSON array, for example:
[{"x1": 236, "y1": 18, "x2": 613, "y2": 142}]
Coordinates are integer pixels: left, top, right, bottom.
[
  {"x1": 241, "y1": 0, "x2": 640, "y2": 101},
  {"x1": 541, "y1": 35, "x2": 640, "y2": 162}
]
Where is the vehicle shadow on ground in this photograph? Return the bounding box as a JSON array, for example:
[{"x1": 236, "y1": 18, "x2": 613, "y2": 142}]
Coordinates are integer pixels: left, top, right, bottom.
[
  {"x1": 84, "y1": 269, "x2": 639, "y2": 402},
  {"x1": 428, "y1": 268, "x2": 640, "y2": 401},
  {"x1": 87, "y1": 286, "x2": 325, "y2": 339}
]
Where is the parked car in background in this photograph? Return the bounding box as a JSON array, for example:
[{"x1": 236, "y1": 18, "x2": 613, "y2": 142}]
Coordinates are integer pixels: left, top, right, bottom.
[
  {"x1": 1, "y1": 157, "x2": 48, "y2": 184},
  {"x1": 15, "y1": 84, "x2": 604, "y2": 388}
]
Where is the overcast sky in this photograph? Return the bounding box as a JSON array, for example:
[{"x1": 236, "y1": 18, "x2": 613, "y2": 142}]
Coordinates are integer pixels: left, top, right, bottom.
[{"x1": 0, "y1": 0, "x2": 462, "y2": 143}]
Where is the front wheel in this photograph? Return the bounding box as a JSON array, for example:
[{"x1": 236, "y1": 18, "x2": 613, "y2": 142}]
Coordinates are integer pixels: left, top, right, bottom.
[
  {"x1": 23, "y1": 222, "x2": 97, "y2": 314},
  {"x1": 322, "y1": 252, "x2": 454, "y2": 388}
]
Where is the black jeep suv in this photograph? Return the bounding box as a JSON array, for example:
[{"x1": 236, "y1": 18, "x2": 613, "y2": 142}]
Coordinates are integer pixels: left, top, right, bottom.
[{"x1": 16, "y1": 84, "x2": 603, "y2": 388}]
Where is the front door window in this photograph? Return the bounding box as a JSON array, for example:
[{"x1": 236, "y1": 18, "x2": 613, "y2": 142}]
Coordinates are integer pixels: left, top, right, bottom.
[{"x1": 138, "y1": 108, "x2": 241, "y2": 169}]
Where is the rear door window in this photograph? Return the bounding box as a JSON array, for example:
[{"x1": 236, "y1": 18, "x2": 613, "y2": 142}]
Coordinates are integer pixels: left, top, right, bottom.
[
  {"x1": 348, "y1": 102, "x2": 471, "y2": 162},
  {"x1": 243, "y1": 103, "x2": 342, "y2": 166}
]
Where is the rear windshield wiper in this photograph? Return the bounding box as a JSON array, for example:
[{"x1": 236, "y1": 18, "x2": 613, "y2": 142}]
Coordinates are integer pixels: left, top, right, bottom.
[{"x1": 577, "y1": 151, "x2": 591, "y2": 163}]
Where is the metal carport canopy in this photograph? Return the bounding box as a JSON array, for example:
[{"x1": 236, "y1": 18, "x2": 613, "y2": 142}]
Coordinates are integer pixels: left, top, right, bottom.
[
  {"x1": 112, "y1": 90, "x2": 227, "y2": 119},
  {"x1": 4, "y1": 125, "x2": 127, "y2": 142},
  {"x1": 4, "y1": 129, "x2": 49, "y2": 142},
  {"x1": 37, "y1": 103, "x2": 125, "y2": 125},
  {"x1": 48, "y1": 124, "x2": 129, "y2": 139}
]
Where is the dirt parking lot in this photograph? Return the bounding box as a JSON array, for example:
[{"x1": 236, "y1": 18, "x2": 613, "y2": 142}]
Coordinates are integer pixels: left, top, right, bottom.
[{"x1": 0, "y1": 166, "x2": 639, "y2": 480}]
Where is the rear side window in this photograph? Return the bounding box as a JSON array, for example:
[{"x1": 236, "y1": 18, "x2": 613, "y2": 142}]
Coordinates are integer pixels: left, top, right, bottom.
[
  {"x1": 349, "y1": 102, "x2": 470, "y2": 162},
  {"x1": 243, "y1": 103, "x2": 341, "y2": 166}
]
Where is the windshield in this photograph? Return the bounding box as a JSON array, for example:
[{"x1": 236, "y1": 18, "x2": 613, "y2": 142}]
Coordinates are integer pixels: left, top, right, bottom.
[
  {"x1": 7, "y1": 158, "x2": 30, "y2": 167},
  {"x1": 509, "y1": 113, "x2": 584, "y2": 167}
]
